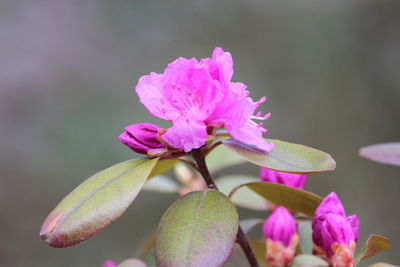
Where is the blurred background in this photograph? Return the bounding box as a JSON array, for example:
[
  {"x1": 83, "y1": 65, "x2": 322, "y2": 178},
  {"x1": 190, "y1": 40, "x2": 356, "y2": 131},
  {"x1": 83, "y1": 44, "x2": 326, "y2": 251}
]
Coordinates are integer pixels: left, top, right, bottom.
[{"x1": 1, "y1": 0, "x2": 399, "y2": 266}]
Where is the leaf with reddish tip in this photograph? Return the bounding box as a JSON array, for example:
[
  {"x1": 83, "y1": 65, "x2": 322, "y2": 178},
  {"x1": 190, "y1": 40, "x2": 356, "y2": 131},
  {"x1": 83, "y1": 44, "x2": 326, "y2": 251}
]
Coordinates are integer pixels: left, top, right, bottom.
[
  {"x1": 359, "y1": 143, "x2": 400, "y2": 166},
  {"x1": 155, "y1": 190, "x2": 239, "y2": 267},
  {"x1": 356, "y1": 235, "x2": 391, "y2": 263},
  {"x1": 40, "y1": 158, "x2": 159, "y2": 247},
  {"x1": 222, "y1": 139, "x2": 336, "y2": 174},
  {"x1": 230, "y1": 182, "x2": 323, "y2": 217}
]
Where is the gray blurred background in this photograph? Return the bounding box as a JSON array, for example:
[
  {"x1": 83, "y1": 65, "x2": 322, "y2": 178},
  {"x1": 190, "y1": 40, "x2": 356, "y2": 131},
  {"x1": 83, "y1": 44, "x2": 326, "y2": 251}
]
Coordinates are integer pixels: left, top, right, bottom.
[{"x1": 1, "y1": 0, "x2": 399, "y2": 266}]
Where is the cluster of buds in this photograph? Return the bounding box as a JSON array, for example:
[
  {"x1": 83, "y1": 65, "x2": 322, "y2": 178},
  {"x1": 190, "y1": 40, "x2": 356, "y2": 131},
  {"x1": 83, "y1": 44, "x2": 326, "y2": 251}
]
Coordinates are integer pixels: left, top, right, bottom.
[{"x1": 312, "y1": 193, "x2": 359, "y2": 267}]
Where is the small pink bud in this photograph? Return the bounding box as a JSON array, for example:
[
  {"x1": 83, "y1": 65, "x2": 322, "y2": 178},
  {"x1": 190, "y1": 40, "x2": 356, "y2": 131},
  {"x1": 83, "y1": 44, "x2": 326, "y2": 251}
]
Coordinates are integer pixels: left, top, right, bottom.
[
  {"x1": 263, "y1": 207, "x2": 298, "y2": 267},
  {"x1": 260, "y1": 168, "x2": 307, "y2": 189},
  {"x1": 119, "y1": 123, "x2": 165, "y2": 154}
]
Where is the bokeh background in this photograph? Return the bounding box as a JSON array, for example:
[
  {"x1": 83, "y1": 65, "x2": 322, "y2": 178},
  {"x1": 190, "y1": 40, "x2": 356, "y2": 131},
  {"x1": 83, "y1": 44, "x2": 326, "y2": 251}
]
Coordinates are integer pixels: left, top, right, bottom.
[{"x1": 1, "y1": 0, "x2": 399, "y2": 266}]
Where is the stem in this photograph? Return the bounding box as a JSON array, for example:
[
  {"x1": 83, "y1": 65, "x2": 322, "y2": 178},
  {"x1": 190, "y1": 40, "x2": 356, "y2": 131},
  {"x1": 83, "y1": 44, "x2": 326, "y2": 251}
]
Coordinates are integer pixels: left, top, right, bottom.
[{"x1": 191, "y1": 149, "x2": 260, "y2": 267}]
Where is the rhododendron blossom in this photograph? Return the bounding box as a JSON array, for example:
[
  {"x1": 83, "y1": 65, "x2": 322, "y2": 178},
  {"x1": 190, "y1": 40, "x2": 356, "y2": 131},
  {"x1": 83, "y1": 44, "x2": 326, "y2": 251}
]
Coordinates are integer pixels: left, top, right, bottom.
[{"x1": 135, "y1": 47, "x2": 274, "y2": 152}]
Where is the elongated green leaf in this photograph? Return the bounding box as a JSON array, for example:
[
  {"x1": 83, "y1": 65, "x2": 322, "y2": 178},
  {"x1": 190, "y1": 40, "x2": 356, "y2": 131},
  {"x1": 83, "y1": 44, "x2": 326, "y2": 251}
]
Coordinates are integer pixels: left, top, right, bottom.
[
  {"x1": 155, "y1": 190, "x2": 239, "y2": 267},
  {"x1": 231, "y1": 182, "x2": 322, "y2": 217},
  {"x1": 359, "y1": 143, "x2": 400, "y2": 166},
  {"x1": 222, "y1": 139, "x2": 336, "y2": 174},
  {"x1": 356, "y1": 235, "x2": 391, "y2": 263},
  {"x1": 118, "y1": 258, "x2": 147, "y2": 267},
  {"x1": 142, "y1": 175, "x2": 179, "y2": 193},
  {"x1": 206, "y1": 144, "x2": 245, "y2": 173},
  {"x1": 240, "y1": 218, "x2": 264, "y2": 234},
  {"x1": 291, "y1": 255, "x2": 328, "y2": 267},
  {"x1": 40, "y1": 158, "x2": 159, "y2": 247},
  {"x1": 216, "y1": 175, "x2": 269, "y2": 210},
  {"x1": 369, "y1": 263, "x2": 398, "y2": 267},
  {"x1": 298, "y1": 220, "x2": 313, "y2": 254},
  {"x1": 149, "y1": 159, "x2": 178, "y2": 178}
]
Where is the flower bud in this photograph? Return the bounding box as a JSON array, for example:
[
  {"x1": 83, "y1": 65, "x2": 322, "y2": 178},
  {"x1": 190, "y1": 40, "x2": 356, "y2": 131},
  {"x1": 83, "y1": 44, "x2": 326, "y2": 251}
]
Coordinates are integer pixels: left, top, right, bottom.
[
  {"x1": 312, "y1": 193, "x2": 359, "y2": 267},
  {"x1": 263, "y1": 207, "x2": 298, "y2": 267},
  {"x1": 260, "y1": 168, "x2": 307, "y2": 189},
  {"x1": 119, "y1": 123, "x2": 166, "y2": 154}
]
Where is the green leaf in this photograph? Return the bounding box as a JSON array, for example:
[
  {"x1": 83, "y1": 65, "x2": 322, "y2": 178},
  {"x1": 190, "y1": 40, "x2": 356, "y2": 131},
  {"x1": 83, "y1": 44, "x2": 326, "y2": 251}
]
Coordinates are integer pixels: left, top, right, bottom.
[
  {"x1": 40, "y1": 158, "x2": 159, "y2": 247},
  {"x1": 298, "y1": 220, "x2": 313, "y2": 254},
  {"x1": 240, "y1": 218, "x2": 264, "y2": 234},
  {"x1": 155, "y1": 190, "x2": 239, "y2": 267},
  {"x1": 118, "y1": 258, "x2": 147, "y2": 267},
  {"x1": 206, "y1": 144, "x2": 245, "y2": 173},
  {"x1": 230, "y1": 182, "x2": 322, "y2": 217},
  {"x1": 222, "y1": 139, "x2": 336, "y2": 174},
  {"x1": 249, "y1": 239, "x2": 269, "y2": 267},
  {"x1": 291, "y1": 255, "x2": 328, "y2": 267},
  {"x1": 143, "y1": 175, "x2": 179, "y2": 193},
  {"x1": 369, "y1": 263, "x2": 398, "y2": 267},
  {"x1": 216, "y1": 175, "x2": 269, "y2": 210},
  {"x1": 359, "y1": 143, "x2": 400, "y2": 166},
  {"x1": 149, "y1": 159, "x2": 178, "y2": 178},
  {"x1": 356, "y1": 235, "x2": 391, "y2": 263}
]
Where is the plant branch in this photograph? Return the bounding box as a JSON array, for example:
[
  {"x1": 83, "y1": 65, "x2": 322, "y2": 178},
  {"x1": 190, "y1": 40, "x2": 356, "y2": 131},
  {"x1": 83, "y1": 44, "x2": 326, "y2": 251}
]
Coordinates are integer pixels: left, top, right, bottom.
[{"x1": 191, "y1": 149, "x2": 260, "y2": 267}]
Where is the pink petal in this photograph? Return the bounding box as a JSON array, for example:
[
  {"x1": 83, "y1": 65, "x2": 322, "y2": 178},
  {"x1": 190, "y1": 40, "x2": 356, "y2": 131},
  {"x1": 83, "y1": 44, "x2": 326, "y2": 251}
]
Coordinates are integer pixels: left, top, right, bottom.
[
  {"x1": 212, "y1": 47, "x2": 233, "y2": 87},
  {"x1": 135, "y1": 72, "x2": 180, "y2": 121},
  {"x1": 228, "y1": 120, "x2": 274, "y2": 152},
  {"x1": 162, "y1": 118, "x2": 207, "y2": 152}
]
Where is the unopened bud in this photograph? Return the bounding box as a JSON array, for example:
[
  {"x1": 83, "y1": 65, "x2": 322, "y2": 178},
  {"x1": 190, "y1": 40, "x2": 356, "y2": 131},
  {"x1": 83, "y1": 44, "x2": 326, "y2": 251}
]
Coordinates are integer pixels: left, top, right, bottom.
[{"x1": 119, "y1": 123, "x2": 165, "y2": 154}]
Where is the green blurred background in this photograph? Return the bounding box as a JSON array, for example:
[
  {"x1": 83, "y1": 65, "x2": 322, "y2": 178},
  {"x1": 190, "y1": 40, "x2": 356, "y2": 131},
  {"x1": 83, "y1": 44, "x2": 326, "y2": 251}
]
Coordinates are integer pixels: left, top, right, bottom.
[{"x1": 1, "y1": 0, "x2": 399, "y2": 266}]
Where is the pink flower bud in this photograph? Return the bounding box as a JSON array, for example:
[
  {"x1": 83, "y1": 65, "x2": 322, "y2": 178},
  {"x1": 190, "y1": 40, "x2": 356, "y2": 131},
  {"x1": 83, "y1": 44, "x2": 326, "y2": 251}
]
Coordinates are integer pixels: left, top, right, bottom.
[
  {"x1": 312, "y1": 192, "x2": 359, "y2": 267},
  {"x1": 263, "y1": 207, "x2": 297, "y2": 246},
  {"x1": 119, "y1": 123, "x2": 165, "y2": 154},
  {"x1": 260, "y1": 168, "x2": 307, "y2": 189},
  {"x1": 263, "y1": 207, "x2": 298, "y2": 267},
  {"x1": 102, "y1": 260, "x2": 116, "y2": 267}
]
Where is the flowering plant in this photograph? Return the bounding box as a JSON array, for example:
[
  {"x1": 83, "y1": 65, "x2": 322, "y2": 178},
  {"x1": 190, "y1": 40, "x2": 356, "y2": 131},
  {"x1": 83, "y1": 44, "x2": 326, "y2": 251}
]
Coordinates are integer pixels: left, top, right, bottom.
[{"x1": 40, "y1": 48, "x2": 393, "y2": 267}]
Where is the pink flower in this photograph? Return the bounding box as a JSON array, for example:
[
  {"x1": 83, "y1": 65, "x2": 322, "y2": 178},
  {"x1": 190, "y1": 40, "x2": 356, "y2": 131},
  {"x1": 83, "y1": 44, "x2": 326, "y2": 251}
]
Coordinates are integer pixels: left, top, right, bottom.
[
  {"x1": 263, "y1": 207, "x2": 298, "y2": 267},
  {"x1": 135, "y1": 47, "x2": 274, "y2": 152},
  {"x1": 119, "y1": 123, "x2": 166, "y2": 154},
  {"x1": 260, "y1": 168, "x2": 307, "y2": 189},
  {"x1": 102, "y1": 260, "x2": 116, "y2": 267},
  {"x1": 312, "y1": 193, "x2": 359, "y2": 266}
]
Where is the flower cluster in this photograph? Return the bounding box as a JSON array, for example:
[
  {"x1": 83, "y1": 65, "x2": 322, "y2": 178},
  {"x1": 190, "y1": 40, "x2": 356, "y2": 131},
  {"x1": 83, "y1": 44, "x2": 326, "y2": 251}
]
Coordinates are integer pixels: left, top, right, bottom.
[{"x1": 120, "y1": 47, "x2": 273, "y2": 154}]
